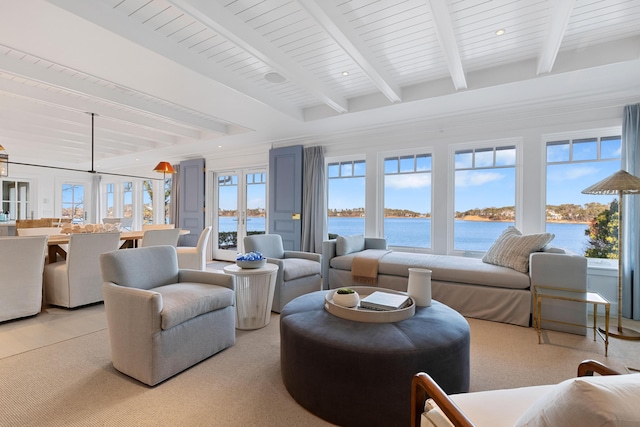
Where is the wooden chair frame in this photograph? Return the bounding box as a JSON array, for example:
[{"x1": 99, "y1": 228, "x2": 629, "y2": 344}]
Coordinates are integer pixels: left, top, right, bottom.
[{"x1": 411, "y1": 360, "x2": 621, "y2": 427}]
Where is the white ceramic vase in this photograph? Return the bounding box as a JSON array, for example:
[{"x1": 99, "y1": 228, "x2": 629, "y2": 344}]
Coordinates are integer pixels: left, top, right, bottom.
[
  {"x1": 407, "y1": 268, "x2": 432, "y2": 307},
  {"x1": 333, "y1": 291, "x2": 360, "y2": 308}
]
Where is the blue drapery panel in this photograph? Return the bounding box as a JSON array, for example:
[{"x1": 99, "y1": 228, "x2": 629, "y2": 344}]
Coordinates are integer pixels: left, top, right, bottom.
[
  {"x1": 301, "y1": 146, "x2": 325, "y2": 253},
  {"x1": 622, "y1": 103, "x2": 640, "y2": 320}
]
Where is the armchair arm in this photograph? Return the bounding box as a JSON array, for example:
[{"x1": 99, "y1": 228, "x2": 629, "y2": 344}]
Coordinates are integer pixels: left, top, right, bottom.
[
  {"x1": 283, "y1": 250, "x2": 321, "y2": 263},
  {"x1": 577, "y1": 359, "x2": 621, "y2": 377},
  {"x1": 411, "y1": 372, "x2": 475, "y2": 427},
  {"x1": 102, "y1": 281, "x2": 163, "y2": 335},
  {"x1": 178, "y1": 269, "x2": 235, "y2": 291}
]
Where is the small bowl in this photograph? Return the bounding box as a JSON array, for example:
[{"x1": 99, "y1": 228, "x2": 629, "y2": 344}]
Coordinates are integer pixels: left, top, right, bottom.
[{"x1": 236, "y1": 259, "x2": 266, "y2": 269}]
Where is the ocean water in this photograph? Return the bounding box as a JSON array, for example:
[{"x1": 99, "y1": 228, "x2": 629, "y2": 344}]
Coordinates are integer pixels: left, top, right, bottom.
[{"x1": 220, "y1": 217, "x2": 591, "y2": 255}]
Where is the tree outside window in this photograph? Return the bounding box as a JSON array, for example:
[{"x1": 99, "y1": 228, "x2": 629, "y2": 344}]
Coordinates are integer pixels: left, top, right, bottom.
[
  {"x1": 62, "y1": 184, "x2": 84, "y2": 223},
  {"x1": 546, "y1": 135, "x2": 621, "y2": 257}
]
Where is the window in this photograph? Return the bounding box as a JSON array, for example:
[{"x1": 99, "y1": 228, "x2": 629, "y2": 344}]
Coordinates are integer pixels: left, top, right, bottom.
[
  {"x1": 164, "y1": 175, "x2": 172, "y2": 224},
  {"x1": 383, "y1": 154, "x2": 432, "y2": 248},
  {"x1": 327, "y1": 160, "x2": 366, "y2": 238},
  {"x1": 62, "y1": 184, "x2": 84, "y2": 223},
  {"x1": 105, "y1": 183, "x2": 114, "y2": 218},
  {"x1": 1, "y1": 180, "x2": 30, "y2": 220},
  {"x1": 123, "y1": 182, "x2": 133, "y2": 219},
  {"x1": 546, "y1": 135, "x2": 621, "y2": 257},
  {"x1": 454, "y1": 145, "x2": 517, "y2": 251},
  {"x1": 246, "y1": 172, "x2": 266, "y2": 236},
  {"x1": 142, "y1": 180, "x2": 153, "y2": 224}
]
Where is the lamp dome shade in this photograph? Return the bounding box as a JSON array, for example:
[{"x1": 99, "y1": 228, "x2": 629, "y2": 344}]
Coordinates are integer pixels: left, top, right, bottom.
[{"x1": 581, "y1": 170, "x2": 640, "y2": 195}]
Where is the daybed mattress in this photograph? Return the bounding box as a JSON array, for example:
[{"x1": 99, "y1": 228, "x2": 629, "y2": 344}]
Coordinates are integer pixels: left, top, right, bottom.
[{"x1": 329, "y1": 251, "x2": 530, "y2": 290}]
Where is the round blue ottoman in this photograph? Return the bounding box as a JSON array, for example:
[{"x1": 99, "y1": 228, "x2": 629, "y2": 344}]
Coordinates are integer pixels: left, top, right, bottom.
[{"x1": 280, "y1": 291, "x2": 470, "y2": 427}]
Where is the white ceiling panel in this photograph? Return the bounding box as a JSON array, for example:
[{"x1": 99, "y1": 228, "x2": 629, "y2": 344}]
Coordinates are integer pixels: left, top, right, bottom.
[{"x1": 0, "y1": 0, "x2": 637, "y2": 170}]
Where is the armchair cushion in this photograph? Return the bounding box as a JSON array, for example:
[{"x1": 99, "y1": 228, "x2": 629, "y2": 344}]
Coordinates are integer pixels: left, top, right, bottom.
[
  {"x1": 154, "y1": 283, "x2": 235, "y2": 330},
  {"x1": 514, "y1": 374, "x2": 640, "y2": 427},
  {"x1": 282, "y1": 258, "x2": 322, "y2": 281},
  {"x1": 336, "y1": 234, "x2": 365, "y2": 256}
]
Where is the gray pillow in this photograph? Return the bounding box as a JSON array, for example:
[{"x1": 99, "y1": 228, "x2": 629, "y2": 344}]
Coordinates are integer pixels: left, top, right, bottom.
[
  {"x1": 336, "y1": 235, "x2": 365, "y2": 256},
  {"x1": 482, "y1": 227, "x2": 554, "y2": 273}
]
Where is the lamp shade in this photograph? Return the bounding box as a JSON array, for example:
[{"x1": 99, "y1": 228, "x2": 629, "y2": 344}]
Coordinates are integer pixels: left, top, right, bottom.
[
  {"x1": 581, "y1": 170, "x2": 640, "y2": 195},
  {"x1": 153, "y1": 161, "x2": 176, "y2": 174}
]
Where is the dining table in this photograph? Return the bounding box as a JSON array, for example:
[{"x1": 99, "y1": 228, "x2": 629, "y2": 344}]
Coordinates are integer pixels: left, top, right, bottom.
[{"x1": 45, "y1": 229, "x2": 190, "y2": 263}]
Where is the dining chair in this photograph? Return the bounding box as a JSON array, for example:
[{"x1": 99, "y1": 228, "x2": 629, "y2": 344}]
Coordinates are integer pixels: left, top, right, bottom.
[
  {"x1": 102, "y1": 217, "x2": 123, "y2": 225},
  {"x1": 177, "y1": 226, "x2": 212, "y2": 270},
  {"x1": 141, "y1": 228, "x2": 181, "y2": 247},
  {"x1": 0, "y1": 236, "x2": 47, "y2": 322},
  {"x1": 17, "y1": 227, "x2": 65, "y2": 261},
  {"x1": 44, "y1": 232, "x2": 121, "y2": 308}
]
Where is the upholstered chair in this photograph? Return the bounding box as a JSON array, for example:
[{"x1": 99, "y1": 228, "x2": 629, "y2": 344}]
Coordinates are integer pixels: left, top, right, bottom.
[
  {"x1": 17, "y1": 227, "x2": 65, "y2": 261},
  {"x1": 0, "y1": 236, "x2": 47, "y2": 322},
  {"x1": 44, "y1": 232, "x2": 121, "y2": 308},
  {"x1": 177, "y1": 226, "x2": 212, "y2": 270},
  {"x1": 142, "y1": 224, "x2": 175, "y2": 230},
  {"x1": 100, "y1": 245, "x2": 236, "y2": 386},
  {"x1": 141, "y1": 228, "x2": 180, "y2": 247},
  {"x1": 243, "y1": 234, "x2": 322, "y2": 312}
]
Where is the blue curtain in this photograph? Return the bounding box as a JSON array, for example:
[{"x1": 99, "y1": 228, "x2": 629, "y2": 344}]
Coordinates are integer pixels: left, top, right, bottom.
[
  {"x1": 301, "y1": 146, "x2": 325, "y2": 253},
  {"x1": 622, "y1": 103, "x2": 640, "y2": 320}
]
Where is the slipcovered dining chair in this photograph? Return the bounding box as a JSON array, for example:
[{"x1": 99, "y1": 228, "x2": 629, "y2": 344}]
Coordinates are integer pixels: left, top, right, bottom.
[
  {"x1": 141, "y1": 228, "x2": 180, "y2": 247},
  {"x1": 0, "y1": 236, "x2": 47, "y2": 322},
  {"x1": 243, "y1": 234, "x2": 322, "y2": 312},
  {"x1": 177, "y1": 226, "x2": 212, "y2": 270},
  {"x1": 44, "y1": 232, "x2": 121, "y2": 308},
  {"x1": 142, "y1": 224, "x2": 175, "y2": 230},
  {"x1": 100, "y1": 245, "x2": 236, "y2": 386},
  {"x1": 17, "y1": 227, "x2": 65, "y2": 260}
]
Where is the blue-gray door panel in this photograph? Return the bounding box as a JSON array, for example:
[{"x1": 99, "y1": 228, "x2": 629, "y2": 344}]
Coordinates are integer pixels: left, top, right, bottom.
[{"x1": 269, "y1": 145, "x2": 302, "y2": 250}]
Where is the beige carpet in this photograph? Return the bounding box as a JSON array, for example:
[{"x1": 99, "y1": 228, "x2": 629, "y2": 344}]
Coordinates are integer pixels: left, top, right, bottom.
[{"x1": 0, "y1": 314, "x2": 637, "y2": 427}]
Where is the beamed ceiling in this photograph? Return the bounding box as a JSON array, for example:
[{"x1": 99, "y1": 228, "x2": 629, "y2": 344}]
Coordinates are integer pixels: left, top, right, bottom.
[{"x1": 0, "y1": 0, "x2": 639, "y2": 173}]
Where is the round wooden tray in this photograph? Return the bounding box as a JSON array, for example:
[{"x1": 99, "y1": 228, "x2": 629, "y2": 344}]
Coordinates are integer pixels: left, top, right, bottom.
[{"x1": 324, "y1": 286, "x2": 415, "y2": 323}]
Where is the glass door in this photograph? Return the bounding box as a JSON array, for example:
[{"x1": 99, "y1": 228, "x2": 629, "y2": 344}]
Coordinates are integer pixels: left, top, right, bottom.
[{"x1": 214, "y1": 169, "x2": 266, "y2": 261}]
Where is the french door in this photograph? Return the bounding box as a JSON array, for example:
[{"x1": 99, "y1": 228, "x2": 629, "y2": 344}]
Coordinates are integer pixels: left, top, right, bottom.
[{"x1": 213, "y1": 169, "x2": 267, "y2": 261}]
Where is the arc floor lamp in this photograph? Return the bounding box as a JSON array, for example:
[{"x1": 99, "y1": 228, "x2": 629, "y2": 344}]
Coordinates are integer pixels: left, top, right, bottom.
[{"x1": 582, "y1": 169, "x2": 640, "y2": 340}]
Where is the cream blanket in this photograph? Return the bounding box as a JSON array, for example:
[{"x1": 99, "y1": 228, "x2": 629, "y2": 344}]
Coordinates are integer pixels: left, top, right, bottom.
[{"x1": 352, "y1": 250, "x2": 391, "y2": 284}]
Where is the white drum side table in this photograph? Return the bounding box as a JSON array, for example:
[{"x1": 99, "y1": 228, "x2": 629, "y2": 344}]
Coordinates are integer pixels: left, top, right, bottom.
[{"x1": 223, "y1": 263, "x2": 278, "y2": 330}]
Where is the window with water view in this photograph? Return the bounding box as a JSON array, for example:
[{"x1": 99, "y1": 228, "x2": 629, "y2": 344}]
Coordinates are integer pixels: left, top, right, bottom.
[
  {"x1": 383, "y1": 153, "x2": 432, "y2": 248},
  {"x1": 327, "y1": 160, "x2": 366, "y2": 238},
  {"x1": 546, "y1": 135, "x2": 621, "y2": 258},
  {"x1": 454, "y1": 145, "x2": 517, "y2": 252}
]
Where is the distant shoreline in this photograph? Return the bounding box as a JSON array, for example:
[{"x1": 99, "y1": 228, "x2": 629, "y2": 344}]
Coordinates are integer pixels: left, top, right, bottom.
[{"x1": 327, "y1": 214, "x2": 589, "y2": 224}]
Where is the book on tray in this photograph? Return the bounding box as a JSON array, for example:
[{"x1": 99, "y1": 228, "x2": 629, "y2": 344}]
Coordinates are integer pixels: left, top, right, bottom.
[{"x1": 359, "y1": 291, "x2": 412, "y2": 311}]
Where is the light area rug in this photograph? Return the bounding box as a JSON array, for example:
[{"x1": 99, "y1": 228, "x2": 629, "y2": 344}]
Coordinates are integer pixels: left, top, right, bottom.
[{"x1": 0, "y1": 314, "x2": 637, "y2": 427}]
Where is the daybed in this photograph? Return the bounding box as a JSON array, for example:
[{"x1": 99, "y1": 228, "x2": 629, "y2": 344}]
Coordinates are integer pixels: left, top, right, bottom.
[
  {"x1": 322, "y1": 232, "x2": 588, "y2": 328},
  {"x1": 411, "y1": 360, "x2": 637, "y2": 427}
]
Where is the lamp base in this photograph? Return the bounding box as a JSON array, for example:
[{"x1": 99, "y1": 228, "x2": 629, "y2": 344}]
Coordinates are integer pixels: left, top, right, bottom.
[{"x1": 598, "y1": 325, "x2": 640, "y2": 341}]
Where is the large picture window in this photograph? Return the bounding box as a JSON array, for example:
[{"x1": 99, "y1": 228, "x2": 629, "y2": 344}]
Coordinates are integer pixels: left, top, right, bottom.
[
  {"x1": 383, "y1": 153, "x2": 432, "y2": 248},
  {"x1": 62, "y1": 183, "x2": 85, "y2": 223},
  {"x1": 546, "y1": 134, "x2": 621, "y2": 257},
  {"x1": 327, "y1": 160, "x2": 366, "y2": 238},
  {"x1": 454, "y1": 145, "x2": 516, "y2": 251}
]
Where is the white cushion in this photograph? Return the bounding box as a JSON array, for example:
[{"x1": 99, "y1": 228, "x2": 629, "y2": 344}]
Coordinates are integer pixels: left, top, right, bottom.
[
  {"x1": 482, "y1": 226, "x2": 554, "y2": 273},
  {"x1": 336, "y1": 235, "x2": 365, "y2": 256},
  {"x1": 514, "y1": 374, "x2": 640, "y2": 427}
]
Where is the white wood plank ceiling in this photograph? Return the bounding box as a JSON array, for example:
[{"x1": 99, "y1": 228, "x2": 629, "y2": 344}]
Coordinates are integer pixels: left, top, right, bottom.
[{"x1": 0, "y1": 0, "x2": 639, "y2": 170}]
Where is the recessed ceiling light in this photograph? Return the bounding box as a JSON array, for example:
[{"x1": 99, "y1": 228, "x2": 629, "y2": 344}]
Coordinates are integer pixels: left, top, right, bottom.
[
  {"x1": 495, "y1": 29, "x2": 506, "y2": 36},
  {"x1": 218, "y1": 145, "x2": 222, "y2": 148},
  {"x1": 264, "y1": 72, "x2": 286, "y2": 83},
  {"x1": 135, "y1": 158, "x2": 140, "y2": 161},
  {"x1": 342, "y1": 71, "x2": 350, "y2": 76}
]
